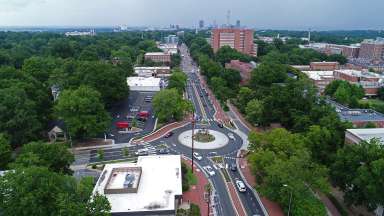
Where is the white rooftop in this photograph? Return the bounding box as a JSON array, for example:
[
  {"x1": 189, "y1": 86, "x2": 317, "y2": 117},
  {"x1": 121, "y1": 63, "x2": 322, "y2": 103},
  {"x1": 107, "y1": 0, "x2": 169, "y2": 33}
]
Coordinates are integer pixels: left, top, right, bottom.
[
  {"x1": 335, "y1": 69, "x2": 381, "y2": 78},
  {"x1": 303, "y1": 71, "x2": 334, "y2": 80},
  {"x1": 145, "y1": 52, "x2": 170, "y2": 56},
  {"x1": 127, "y1": 77, "x2": 161, "y2": 87},
  {"x1": 93, "y1": 155, "x2": 182, "y2": 214},
  {"x1": 134, "y1": 66, "x2": 170, "y2": 70},
  {"x1": 347, "y1": 128, "x2": 384, "y2": 144}
]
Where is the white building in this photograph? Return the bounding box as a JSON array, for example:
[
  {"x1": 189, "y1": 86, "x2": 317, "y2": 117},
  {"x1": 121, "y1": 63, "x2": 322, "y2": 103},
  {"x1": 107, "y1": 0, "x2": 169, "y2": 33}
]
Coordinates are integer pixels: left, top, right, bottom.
[
  {"x1": 134, "y1": 67, "x2": 171, "y2": 78},
  {"x1": 65, "y1": 29, "x2": 96, "y2": 36},
  {"x1": 158, "y1": 44, "x2": 178, "y2": 55},
  {"x1": 92, "y1": 155, "x2": 182, "y2": 216},
  {"x1": 127, "y1": 77, "x2": 162, "y2": 92},
  {"x1": 345, "y1": 128, "x2": 384, "y2": 145}
]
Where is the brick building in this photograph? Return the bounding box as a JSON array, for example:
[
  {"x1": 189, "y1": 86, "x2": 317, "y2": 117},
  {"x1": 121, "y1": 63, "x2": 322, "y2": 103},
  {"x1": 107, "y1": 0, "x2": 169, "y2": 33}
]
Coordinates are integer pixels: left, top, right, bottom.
[
  {"x1": 359, "y1": 38, "x2": 384, "y2": 61},
  {"x1": 144, "y1": 52, "x2": 171, "y2": 63},
  {"x1": 211, "y1": 28, "x2": 257, "y2": 56},
  {"x1": 303, "y1": 71, "x2": 335, "y2": 93},
  {"x1": 333, "y1": 69, "x2": 384, "y2": 96},
  {"x1": 225, "y1": 60, "x2": 256, "y2": 85},
  {"x1": 310, "y1": 62, "x2": 340, "y2": 71}
]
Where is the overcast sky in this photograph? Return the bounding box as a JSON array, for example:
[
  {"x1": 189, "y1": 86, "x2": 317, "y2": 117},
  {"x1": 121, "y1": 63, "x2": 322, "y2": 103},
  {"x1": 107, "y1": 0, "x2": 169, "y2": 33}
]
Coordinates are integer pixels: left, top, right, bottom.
[{"x1": 0, "y1": 0, "x2": 383, "y2": 30}]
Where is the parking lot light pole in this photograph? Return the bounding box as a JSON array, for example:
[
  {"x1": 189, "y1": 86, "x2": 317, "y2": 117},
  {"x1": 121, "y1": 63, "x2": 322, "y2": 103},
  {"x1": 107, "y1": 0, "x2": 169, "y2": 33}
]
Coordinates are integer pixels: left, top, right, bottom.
[{"x1": 283, "y1": 184, "x2": 293, "y2": 216}]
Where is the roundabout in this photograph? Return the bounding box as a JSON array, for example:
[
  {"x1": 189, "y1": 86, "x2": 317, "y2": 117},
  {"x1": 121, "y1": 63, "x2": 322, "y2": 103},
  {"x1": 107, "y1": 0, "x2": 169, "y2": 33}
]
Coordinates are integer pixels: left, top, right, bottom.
[{"x1": 178, "y1": 129, "x2": 229, "y2": 149}]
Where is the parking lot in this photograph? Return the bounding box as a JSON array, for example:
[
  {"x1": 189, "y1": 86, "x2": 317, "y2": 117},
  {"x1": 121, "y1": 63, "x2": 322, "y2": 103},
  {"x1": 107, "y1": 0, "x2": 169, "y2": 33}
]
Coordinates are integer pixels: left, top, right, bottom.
[{"x1": 108, "y1": 91, "x2": 157, "y2": 143}]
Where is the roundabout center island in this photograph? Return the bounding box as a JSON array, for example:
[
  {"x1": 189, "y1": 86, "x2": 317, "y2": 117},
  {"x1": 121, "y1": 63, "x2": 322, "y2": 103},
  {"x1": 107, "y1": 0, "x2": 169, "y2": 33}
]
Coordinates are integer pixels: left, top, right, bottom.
[{"x1": 178, "y1": 129, "x2": 229, "y2": 150}]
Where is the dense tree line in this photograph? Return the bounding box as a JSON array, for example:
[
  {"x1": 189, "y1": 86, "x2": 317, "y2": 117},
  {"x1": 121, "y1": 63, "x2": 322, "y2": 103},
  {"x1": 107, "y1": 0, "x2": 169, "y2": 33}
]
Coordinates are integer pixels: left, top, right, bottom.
[
  {"x1": 0, "y1": 32, "x2": 160, "y2": 148},
  {"x1": 324, "y1": 80, "x2": 365, "y2": 108}
]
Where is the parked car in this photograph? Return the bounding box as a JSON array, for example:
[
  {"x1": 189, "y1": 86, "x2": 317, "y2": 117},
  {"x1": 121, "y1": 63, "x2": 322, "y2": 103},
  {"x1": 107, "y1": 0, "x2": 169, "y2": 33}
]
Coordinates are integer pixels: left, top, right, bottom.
[
  {"x1": 164, "y1": 131, "x2": 174, "y2": 138},
  {"x1": 230, "y1": 163, "x2": 237, "y2": 171},
  {"x1": 217, "y1": 122, "x2": 224, "y2": 128},
  {"x1": 193, "y1": 152, "x2": 202, "y2": 161},
  {"x1": 207, "y1": 152, "x2": 218, "y2": 157},
  {"x1": 204, "y1": 166, "x2": 215, "y2": 176},
  {"x1": 235, "y1": 180, "x2": 246, "y2": 192}
]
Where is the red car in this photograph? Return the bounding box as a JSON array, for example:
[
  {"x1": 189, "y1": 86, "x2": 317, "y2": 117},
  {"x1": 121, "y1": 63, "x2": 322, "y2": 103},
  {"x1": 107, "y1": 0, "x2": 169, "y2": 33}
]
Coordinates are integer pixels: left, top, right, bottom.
[
  {"x1": 116, "y1": 121, "x2": 129, "y2": 129},
  {"x1": 164, "y1": 131, "x2": 174, "y2": 138}
]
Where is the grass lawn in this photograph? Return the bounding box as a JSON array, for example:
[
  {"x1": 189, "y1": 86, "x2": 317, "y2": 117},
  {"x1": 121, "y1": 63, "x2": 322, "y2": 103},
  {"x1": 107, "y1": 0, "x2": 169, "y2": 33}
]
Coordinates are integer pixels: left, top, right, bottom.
[{"x1": 185, "y1": 166, "x2": 198, "y2": 185}]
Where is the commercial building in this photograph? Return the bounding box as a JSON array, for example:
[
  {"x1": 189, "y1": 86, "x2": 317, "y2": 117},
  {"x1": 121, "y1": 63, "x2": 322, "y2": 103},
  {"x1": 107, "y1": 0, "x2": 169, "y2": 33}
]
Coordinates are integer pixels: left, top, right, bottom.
[
  {"x1": 359, "y1": 38, "x2": 384, "y2": 61},
  {"x1": 144, "y1": 52, "x2": 171, "y2": 64},
  {"x1": 127, "y1": 77, "x2": 162, "y2": 92},
  {"x1": 158, "y1": 44, "x2": 178, "y2": 55},
  {"x1": 327, "y1": 99, "x2": 384, "y2": 128},
  {"x1": 211, "y1": 28, "x2": 257, "y2": 56},
  {"x1": 92, "y1": 155, "x2": 182, "y2": 215},
  {"x1": 225, "y1": 60, "x2": 256, "y2": 85},
  {"x1": 310, "y1": 62, "x2": 340, "y2": 71},
  {"x1": 65, "y1": 29, "x2": 96, "y2": 37},
  {"x1": 134, "y1": 67, "x2": 171, "y2": 78},
  {"x1": 199, "y1": 20, "x2": 204, "y2": 29},
  {"x1": 303, "y1": 71, "x2": 335, "y2": 93},
  {"x1": 334, "y1": 69, "x2": 384, "y2": 96}
]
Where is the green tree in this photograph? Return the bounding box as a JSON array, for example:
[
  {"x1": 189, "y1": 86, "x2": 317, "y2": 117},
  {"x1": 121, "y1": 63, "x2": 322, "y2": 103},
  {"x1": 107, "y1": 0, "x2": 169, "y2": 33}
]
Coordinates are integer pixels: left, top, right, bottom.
[
  {"x1": 331, "y1": 139, "x2": 384, "y2": 210},
  {"x1": 168, "y1": 69, "x2": 187, "y2": 94},
  {"x1": 245, "y1": 99, "x2": 264, "y2": 125},
  {"x1": 54, "y1": 86, "x2": 111, "y2": 139},
  {"x1": 152, "y1": 88, "x2": 192, "y2": 123},
  {"x1": 0, "y1": 85, "x2": 42, "y2": 145},
  {"x1": 236, "y1": 87, "x2": 254, "y2": 112},
  {"x1": 11, "y1": 141, "x2": 74, "y2": 174},
  {"x1": 250, "y1": 62, "x2": 288, "y2": 88},
  {"x1": 0, "y1": 133, "x2": 12, "y2": 169},
  {"x1": 0, "y1": 167, "x2": 111, "y2": 216}
]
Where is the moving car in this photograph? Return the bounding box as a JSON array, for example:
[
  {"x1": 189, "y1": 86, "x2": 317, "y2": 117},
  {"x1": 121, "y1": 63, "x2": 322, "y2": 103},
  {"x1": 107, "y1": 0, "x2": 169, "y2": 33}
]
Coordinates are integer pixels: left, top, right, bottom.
[
  {"x1": 193, "y1": 152, "x2": 202, "y2": 161},
  {"x1": 235, "y1": 180, "x2": 246, "y2": 192},
  {"x1": 217, "y1": 122, "x2": 224, "y2": 128},
  {"x1": 207, "y1": 152, "x2": 218, "y2": 157},
  {"x1": 204, "y1": 166, "x2": 215, "y2": 176},
  {"x1": 135, "y1": 148, "x2": 148, "y2": 156},
  {"x1": 230, "y1": 163, "x2": 237, "y2": 171},
  {"x1": 164, "y1": 131, "x2": 174, "y2": 138},
  {"x1": 137, "y1": 111, "x2": 150, "y2": 121},
  {"x1": 228, "y1": 133, "x2": 235, "y2": 140},
  {"x1": 158, "y1": 148, "x2": 170, "y2": 154}
]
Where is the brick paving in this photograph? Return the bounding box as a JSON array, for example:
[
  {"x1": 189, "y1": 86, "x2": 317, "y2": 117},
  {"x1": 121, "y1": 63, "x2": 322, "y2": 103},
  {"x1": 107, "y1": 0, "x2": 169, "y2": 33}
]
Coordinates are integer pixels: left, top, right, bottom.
[
  {"x1": 238, "y1": 157, "x2": 285, "y2": 216},
  {"x1": 319, "y1": 193, "x2": 342, "y2": 216},
  {"x1": 182, "y1": 159, "x2": 211, "y2": 216}
]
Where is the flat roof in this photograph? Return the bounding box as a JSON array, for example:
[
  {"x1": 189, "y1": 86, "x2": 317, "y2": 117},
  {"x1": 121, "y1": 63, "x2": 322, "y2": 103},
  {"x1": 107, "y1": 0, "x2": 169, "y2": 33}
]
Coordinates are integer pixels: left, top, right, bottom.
[
  {"x1": 346, "y1": 128, "x2": 384, "y2": 143},
  {"x1": 145, "y1": 52, "x2": 170, "y2": 56},
  {"x1": 134, "y1": 66, "x2": 170, "y2": 70},
  {"x1": 93, "y1": 155, "x2": 182, "y2": 214},
  {"x1": 335, "y1": 69, "x2": 382, "y2": 78},
  {"x1": 303, "y1": 71, "x2": 334, "y2": 80},
  {"x1": 326, "y1": 99, "x2": 384, "y2": 122},
  {"x1": 127, "y1": 77, "x2": 161, "y2": 87}
]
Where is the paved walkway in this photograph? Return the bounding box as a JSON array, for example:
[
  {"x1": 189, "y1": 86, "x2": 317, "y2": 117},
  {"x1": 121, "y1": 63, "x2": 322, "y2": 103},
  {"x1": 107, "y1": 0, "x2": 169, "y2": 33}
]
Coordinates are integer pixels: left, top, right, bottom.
[
  {"x1": 182, "y1": 159, "x2": 211, "y2": 216},
  {"x1": 238, "y1": 157, "x2": 285, "y2": 216}
]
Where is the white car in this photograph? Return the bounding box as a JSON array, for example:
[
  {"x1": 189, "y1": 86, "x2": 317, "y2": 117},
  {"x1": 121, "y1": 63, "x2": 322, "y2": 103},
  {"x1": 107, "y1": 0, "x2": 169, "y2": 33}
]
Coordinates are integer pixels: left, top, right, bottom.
[
  {"x1": 228, "y1": 133, "x2": 235, "y2": 140},
  {"x1": 235, "y1": 180, "x2": 246, "y2": 192},
  {"x1": 204, "y1": 166, "x2": 216, "y2": 176},
  {"x1": 193, "y1": 152, "x2": 202, "y2": 161}
]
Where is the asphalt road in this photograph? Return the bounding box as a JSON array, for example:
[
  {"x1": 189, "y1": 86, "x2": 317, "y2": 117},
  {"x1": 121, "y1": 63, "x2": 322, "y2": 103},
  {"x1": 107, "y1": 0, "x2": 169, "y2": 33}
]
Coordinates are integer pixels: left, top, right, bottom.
[{"x1": 72, "y1": 44, "x2": 266, "y2": 216}]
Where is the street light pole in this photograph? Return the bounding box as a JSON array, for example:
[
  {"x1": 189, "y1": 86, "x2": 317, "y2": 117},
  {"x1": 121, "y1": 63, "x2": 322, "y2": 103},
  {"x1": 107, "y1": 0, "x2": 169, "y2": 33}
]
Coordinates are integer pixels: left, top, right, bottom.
[
  {"x1": 191, "y1": 110, "x2": 195, "y2": 173},
  {"x1": 283, "y1": 184, "x2": 293, "y2": 216}
]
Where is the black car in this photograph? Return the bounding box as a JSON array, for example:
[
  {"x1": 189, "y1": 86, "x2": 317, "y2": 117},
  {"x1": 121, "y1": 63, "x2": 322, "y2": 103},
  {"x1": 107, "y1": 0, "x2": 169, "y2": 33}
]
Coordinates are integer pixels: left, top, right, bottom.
[
  {"x1": 164, "y1": 131, "x2": 174, "y2": 138},
  {"x1": 230, "y1": 163, "x2": 237, "y2": 171},
  {"x1": 217, "y1": 122, "x2": 224, "y2": 128}
]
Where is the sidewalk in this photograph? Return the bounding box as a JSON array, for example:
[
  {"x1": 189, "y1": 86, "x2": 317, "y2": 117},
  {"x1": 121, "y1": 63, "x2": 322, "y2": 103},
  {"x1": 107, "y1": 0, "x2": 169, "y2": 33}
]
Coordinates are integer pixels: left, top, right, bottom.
[
  {"x1": 182, "y1": 159, "x2": 211, "y2": 216},
  {"x1": 238, "y1": 157, "x2": 285, "y2": 216}
]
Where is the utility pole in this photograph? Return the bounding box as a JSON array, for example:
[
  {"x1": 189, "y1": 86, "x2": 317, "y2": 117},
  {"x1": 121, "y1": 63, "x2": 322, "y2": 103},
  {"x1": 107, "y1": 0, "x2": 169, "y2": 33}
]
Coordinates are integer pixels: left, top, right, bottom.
[
  {"x1": 283, "y1": 184, "x2": 293, "y2": 216},
  {"x1": 191, "y1": 110, "x2": 195, "y2": 173}
]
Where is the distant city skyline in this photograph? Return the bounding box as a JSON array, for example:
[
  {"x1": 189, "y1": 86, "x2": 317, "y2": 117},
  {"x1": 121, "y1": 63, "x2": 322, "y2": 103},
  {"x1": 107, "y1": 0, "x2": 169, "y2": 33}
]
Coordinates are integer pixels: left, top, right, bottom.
[{"x1": 0, "y1": 0, "x2": 384, "y2": 30}]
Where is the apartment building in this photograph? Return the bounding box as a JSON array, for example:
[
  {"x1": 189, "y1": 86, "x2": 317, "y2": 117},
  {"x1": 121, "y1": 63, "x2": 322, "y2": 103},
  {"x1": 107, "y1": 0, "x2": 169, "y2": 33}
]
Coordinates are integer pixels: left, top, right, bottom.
[{"x1": 211, "y1": 28, "x2": 257, "y2": 56}]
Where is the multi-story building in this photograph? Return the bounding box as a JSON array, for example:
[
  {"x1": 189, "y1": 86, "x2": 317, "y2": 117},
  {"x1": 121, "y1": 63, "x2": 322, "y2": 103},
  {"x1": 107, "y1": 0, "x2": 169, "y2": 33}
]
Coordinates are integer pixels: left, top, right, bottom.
[
  {"x1": 164, "y1": 35, "x2": 179, "y2": 44},
  {"x1": 333, "y1": 69, "x2": 384, "y2": 96},
  {"x1": 225, "y1": 60, "x2": 256, "y2": 85},
  {"x1": 199, "y1": 20, "x2": 204, "y2": 29},
  {"x1": 134, "y1": 66, "x2": 171, "y2": 78},
  {"x1": 358, "y1": 38, "x2": 384, "y2": 61},
  {"x1": 324, "y1": 44, "x2": 360, "y2": 58},
  {"x1": 144, "y1": 52, "x2": 171, "y2": 63},
  {"x1": 157, "y1": 43, "x2": 178, "y2": 55},
  {"x1": 310, "y1": 61, "x2": 340, "y2": 71},
  {"x1": 211, "y1": 28, "x2": 257, "y2": 56},
  {"x1": 303, "y1": 71, "x2": 335, "y2": 93}
]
